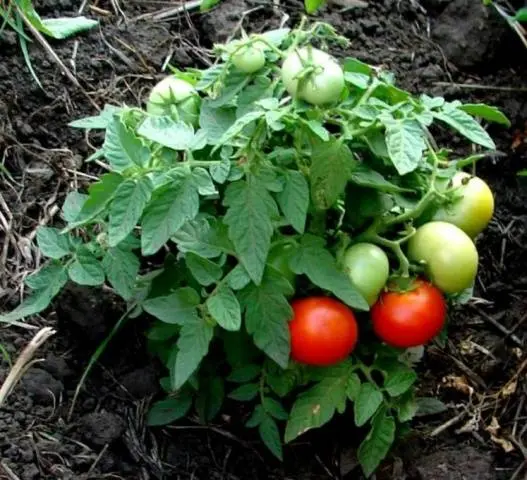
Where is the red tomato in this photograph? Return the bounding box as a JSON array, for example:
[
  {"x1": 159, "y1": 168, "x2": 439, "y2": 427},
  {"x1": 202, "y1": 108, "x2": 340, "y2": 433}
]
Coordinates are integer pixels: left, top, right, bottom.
[
  {"x1": 289, "y1": 297, "x2": 358, "y2": 366},
  {"x1": 370, "y1": 279, "x2": 446, "y2": 348}
]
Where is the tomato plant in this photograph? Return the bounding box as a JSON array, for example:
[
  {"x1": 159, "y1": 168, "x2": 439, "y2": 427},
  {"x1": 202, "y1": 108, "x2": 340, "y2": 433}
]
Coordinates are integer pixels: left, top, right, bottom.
[
  {"x1": 371, "y1": 280, "x2": 447, "y2": 348},
  {"x1": 2, "y1": 20, "x2": 508, "y2": 478},
  {"x1": 433, "y1": 171, "x2": 494, "y2": 238},
  {"x1": 289, "y1": 296, "x2": 358, "y2": 365}
]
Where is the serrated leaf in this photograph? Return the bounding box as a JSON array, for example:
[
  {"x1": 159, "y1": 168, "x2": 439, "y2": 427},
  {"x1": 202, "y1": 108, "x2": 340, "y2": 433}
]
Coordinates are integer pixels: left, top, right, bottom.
[
  {"x1": 346, "y1": 373, "x2": 361, "y2": 401},
  {"x1": 357, "y1": 410, "x2": 396, "y2": 477},
  {"x1": 236, "y1": 77, "x2": 272, "y2": 117},
  {"x1": 259, "y1": 415, "x2": 283, "y2": 460},
  {"x1": 384, "y1": 366, "x2": 417, "y2": 397},
  {"x1": 277, "y1": 170, "x2": 309, "y2": 233},
  {"x1": 223, "y1": 177, "x2": 278, "y2": 285},
  {"x1": 0, "y1": 263, "x2": 68, "y2": 325},
  {"x1": 345, "y1": 72, "x2": 370, "y2": 89},
  {"x1": 195, "y1": 376, "x2": 224, "y2": 422},
  {"x1": 209, "y1": 69, "x2": 251, "y2": 108},
  {"x1": 382, "y1": 116, "x2": 426, "y2": 175},
  {"x1": 102, "y1": 247, "x2": 140, "y2": 300},
  {"x1": 433, "y1": 106, "x2": 495, "y2": 149},
  {"x1": 228, "y1": 382, "x2": 259, "y2": 401},
  {"x1": 260, "y1": 28, "x2": 290, "y2": 46},
  {"x1": 263, "y1": 397, "x2": 289, "y2": 420},
  {"x1": 303, "y1": 119, "x2": 330, "y2": 141},
  {"x1": 68, "y1": 105, "x2": 122, "y2": 129},
  {"x1": 206, "y1": 284, "x2": 241, "y2": 331},
  {"x1": 226, "y1": 264, "x2": 251, "y2": 290},
  {"x1": 62, "y1": 192, "x2": 88, "y2": 223},
  {"x1": 290, "y1": 235, "x2": 369, "y2": 311},
  {"x1": 192, "y1": 167, "x2": 217, "y2": 196},
  {"x1": 284, "y1": 362, "x2": 352, "y2": 442},
  {"x1": 195, "y1": 64, "x2": 223, "y2": 91},
  {"x1": 218, "y1": 111, "x2": 264, "y2": 146},
  {"x1": 141, "y1": 175, "x2": 199, "y2": 255},
  {"x1": 351, "y1": 165, "x2": 410, "y2": 193},
  {"x1": 210, "y1": 156, "x2": 231, "y2": 184},
  {"x1": 186, "y1": 253, "x2": 223, "y2": 286},
  {"x1": 104, "y1": 117, "x2": 150, "y2": 171},
  {"x1": 36, "y1": 227, "x2": 71, "y2": 259},
  {"x1": 239, "y1": 269, "x2": 293, "y2": 368},
  {"x1": 310, "y1": 139, "x2": 355, "y2": 210},
  {"x1": 458, "y1": 104, "x2": 510, "y2": 127},
  {"x1": 143, "y1": 287, "x2": 200, "y2": 324},
  {"x1": 199, "y1": 101, "x2": 236, "y2": 144},
  {"x1": 68, "y1": 247, "x2": 105, "y2": 286},
  {"x1": 172, "y1": 316, "x2": 214, "y2": 389},
  {"x1": 147, "y1": 394, "x2": 193, "y2": 426},
  {"x1": 109, "y1": 177, "x2": 153, "y2": 247},
  {"x1": 137, "y1": 116, "x2": 196, "y2": 150},
  {"x1": 40, "y1": 16, "x2": 98, "y2": 39},
  {"x1": 227, "y1": 364, "x2": 261, "y2": 383},
  {"x1": 354, "y1": 382, "x2": 383, "y2": 426},
  {"x1": 344, "y1": 57, "x2": 373, "y2": 76}
]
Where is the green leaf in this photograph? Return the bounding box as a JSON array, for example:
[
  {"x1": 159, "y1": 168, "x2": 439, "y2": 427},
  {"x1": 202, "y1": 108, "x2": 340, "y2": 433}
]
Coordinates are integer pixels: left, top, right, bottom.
[
  {"x1": 147, "y1": 394, "x2": 193, "y2": 426},
  {"x1": 357, "y1": 409, "x2": 396, "y2": 477},
  {"x1": 200, "y1": 0, "x2": 221, "y2": 12},
  {"x1": 199, "y1": 101, "x2": 236, "y2": 144},
  {"x1": 228, "y1": 382, "x2": 259, "y2": 401},
  {"x1": 39, "y1": 16, "x2": 98, "y2": 39},
  {"x1": 284, "y1": 362, "x2": 352, "y2": 443},
  {"x1": 0, "y1": 263, "x2": 68, "y2": 325},
  {"x1": 68, "y1": 247, "x2": 105, "y2": 286},
  {"x1": 103, "y1": 117, "x2": 150, "y2": 171},
  {"x1": 218, "y1": 111, "x2": 264, "y2": 146},
  {"x1": 246, "y1": 405, "x2": 266, "y2": 428},
  {"x1": 36, "y1": 227, "x2": 71, "y2": 259},
  {"x1": 351, "y1": 165, "x2": 411, "y2": 193},
  {"x1": 304, "y1": 0, "x2": 325, "y2": 14},
  {"x1": 433, "y1": 106, "x2": 495, "y2": 149},
  {"x1": 68, "y1": 173, "x2": 124, "y2": 227},
  {"x1": 227, "y1": 364, "x2": 261, "y2": 383},
  {"x1": 143, "y1": 287, "x2": 200, "y2": 324},
  {"x1": 109, "y1": 177, "x2": 153, "y2": 247},
  {"x1": 206, "y1": 284, "x2": 241, "y2": 331},
  {"x1": 68, "y1": 105, "x2": 122, "y2": 129},
  {"x1": 141, "y1": 174, "x2": 199, "y2": 255},
  {"x1": 396, "y1": 392, "x2": 418, "y2": 422},
  {"x1": 210, "y1": 156, "x2": 231, "y2": 184},
  {"x1": 303, "y1": 119, "x2": 330, "y2": 141},
  {"x1": 344, "y1": 57, "x2": 373, "y2": 76},
  {"x1": 192, "y1": 167, "x2": 217, "y2": 196},
  {"x1": 515, "y1": 7, "x2": 527, "y2": 21},
  {"x1": 310, "y1": 139, "x2": 355, "y2": 210},
  {"x1": 383, "y1": 366, "x2": 417, "y2": 397},
  {"x1": 226, "y1": 264, "x2": 251, "y2": 290},
  {"x1": 346, "y1": 373, "x2": 361, "y2": 401},
  {"x1": 137, "y1": 116, "x2": 197, "y2": 150},
  {"x1": 102, "y1": 247, "x2": 140, "y2": 300},
  {"x1": 195, "y1": 376, "x2": 224, "y2": 422},
  {"x1": 382, "y1": 116, "x2": 426, "y2": 175},
  {"x1": 458, "y1": 104, "x2": 511, "y2": 127},
  {"x1": 290, "y1": 236, "x2": 369, "y2": 311},
  {"x1": 263, "y1": 397, "x2": 289, "y2": 420},
  {"x1": 354, "y1": 382, "x2": 383, "y2": 427},
  {"x1": 223, "y1": 177, "x2": 278, "y2": 285},
  {"x1": 277, "y1": 170, "x2": 309, "y2": 234},
  {"x1": 209, "y1": 69, "x2": 251, "y2": 108},
  {"x1": 259, "y1": 415, "x2": 283, "y2": 460},
  {"x1": 236, "y1": 77, "x2": 272, "y2": 117},
  {"x1": 344, "y1": 72, "x2": 370, "y2": 89},
  {"x1": 239, "y1": 269, "x2": 293, "y2": 368},
  {"x1": 415, "y1": 397, "x2": 448, "y2": 417},
  {"x1": 172, "y1": 316, "x2": 214, "y2": 389},
  {"x1": 186, "y1": 253, "x2": 223, "y2": 286},
  {"x1": 62, "y1": 192, "x2": 89, "y2": 223}
]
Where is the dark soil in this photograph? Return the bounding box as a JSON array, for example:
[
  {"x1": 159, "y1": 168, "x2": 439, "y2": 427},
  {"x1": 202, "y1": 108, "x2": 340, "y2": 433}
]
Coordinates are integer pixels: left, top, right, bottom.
[{"x1": 1, "y1": 0, "x2": 526, "y2": 479}]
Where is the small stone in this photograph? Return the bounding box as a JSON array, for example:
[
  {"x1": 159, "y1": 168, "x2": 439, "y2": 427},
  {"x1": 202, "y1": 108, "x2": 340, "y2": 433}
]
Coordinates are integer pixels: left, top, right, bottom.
[
  {"x1": 20, "y1": 368, "x2": 63, "y2": 404},
  {"x1": 80, "y1": 412, "x2": 125, "y2": 447}
]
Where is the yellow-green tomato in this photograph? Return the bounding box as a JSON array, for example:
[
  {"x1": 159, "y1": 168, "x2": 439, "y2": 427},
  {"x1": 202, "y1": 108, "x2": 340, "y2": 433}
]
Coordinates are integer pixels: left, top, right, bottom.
[
  {"x1": 433, "y1": 172, "x2": 494, "y2": 238},
  {"x1": 408, "y1": 221, "x2": 479, "y2": 294},
  {"x1": 341, "y1": 243, "x2": 390, "y2": 306},
  {"x1": 146, "y1": 76, "x2": 201, "y2": 126},
  {"x1": 232, "y1": 45, "x2": 266, "y2": 73},
  {"x1": 281, "y1": 47, "x2": 345, "y2": 106}
]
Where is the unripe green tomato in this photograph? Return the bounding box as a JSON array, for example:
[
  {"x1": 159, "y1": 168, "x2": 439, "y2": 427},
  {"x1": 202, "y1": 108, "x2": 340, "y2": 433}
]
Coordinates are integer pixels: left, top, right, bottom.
[
  {"x1": 267, "y1": 243, "x2": 296, "y2": 287},
  {"x1": 146, "y1": 76, "x2": 201, "y2": 127},
  {"x1": 407, "y1": 221, "x2": 479, "y2": 294},
  {"x1": 433, "y1": 172, "x2": 494, "y2": 238},
  {"x1": 341, "y1": 243, "x2": 390, "y2": 306},
  {"x1": 281, "y1": 47, "x2": 345, "y2": 106},
  {"x1": 232, "y1": 45, "x2": 266, "y2": 73}
]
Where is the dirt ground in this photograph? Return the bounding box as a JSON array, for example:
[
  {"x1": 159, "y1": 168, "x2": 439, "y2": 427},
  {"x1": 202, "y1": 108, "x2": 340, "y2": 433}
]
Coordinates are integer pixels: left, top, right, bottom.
[{"x1": 1, "y1": 0, "x2": 526, "y2": 479}]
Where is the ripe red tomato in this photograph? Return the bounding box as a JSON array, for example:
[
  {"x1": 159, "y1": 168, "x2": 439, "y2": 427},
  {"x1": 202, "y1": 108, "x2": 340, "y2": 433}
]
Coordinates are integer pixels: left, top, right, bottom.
[
  {"x1": 289, "y1": 297, "x2": 358, "y2": 366},
  {"x1": 370, "y1": 279, "x2": 446, "y2": 348}
]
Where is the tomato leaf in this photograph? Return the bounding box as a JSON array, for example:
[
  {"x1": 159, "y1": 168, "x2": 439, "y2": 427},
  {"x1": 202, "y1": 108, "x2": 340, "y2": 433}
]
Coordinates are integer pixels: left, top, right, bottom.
[
  {"x1": 354, "y1": 382, "x2": 383, "y2": 426},
  {"x1": 226, "y1": 264, "x2": 252, "y2": 291},
  {"x1": 185, "y1": 253, "x2": 223, "y2": 286},
  {"x1": 68, "y1": 247, "x2": 105, "y2": 286},
  {"x1": 395, "y1": 391, "x2": 418, "y2": 422},
  {"x1": 357, "y1": 408, "x2": 396, "y2": 477},
  {"x1": 290, "y1": 235, "x2": 369, "y2": 311},
  {"x1": 102, "y1": 247, "x2": 140, "y2": 301},
  {"x1": 109, "y1": 177, "x2": 153, "y2": 247},
  {"x1": 223, "y1": 176, "x2": 278, "y2": 285},
  {"x1": 61, "y1": 192, "x2": 89, "y2": 223},
  {"x1": 383, "y1": 365, "x2": 417, "y2": 397},
  {"x1": 147, "y1": 393, "x2": 193, "y2": 426},
  {"x1": 210, "y1": 156, "x2": 231, "y2": 184},
  {"x1": 209, "y1": 69, "x2": 251, "y2": 108},
  {"x1": 36, "y1": 227, "x2": 71, "y2": 259},
  {"x1": 227, "y1": 364, "x2": 261, "y2": 383},
  {"x1": 346, "y1": 373, "x2": 362, "y2": 401},
  {"x1": 137, "y1": 116, "x2": 198, "y2": 151},
  {"x1": 206, "y1": 284, "x2": 241, "y2": 331},
  {"x1": 141, "y1": 174, "x2": 200, "y2": 255},
  {"x1": 198, "y1": 101, "x2": 237, "y2": 145},
  {"x1": 458, "y1": 104, "x2": 511, "y2": 127},
  {"x1": 143, "y1": 287, "x2": 201, "y2": 325},
  {"x1": 39, "y1": 16, "x2": 98, "y2": 40},
  {"x1": 228, "y1": 382, "x2": 259, "y2": 401},
  {"x1": 263, "y1": 397, "x2": 289, "y2": 420},
  {"x1": 195, "y1": 376, "x2": 224, "y2": 422},
  {"x1": 259, "y1": 415, "x2": 283, "y2": 460},
  {"x1": 415, "y1": 397, "x2": 448, "y2": 417},
  {"x1": 350, "y1": 165, "x2": 411, "y2": 193},
  {"x1": 276, "y1": 170, "x2": 310, "y2": 234},
  {"x1": 284, "y1": 361, "x2": 352, "y2": 442}
]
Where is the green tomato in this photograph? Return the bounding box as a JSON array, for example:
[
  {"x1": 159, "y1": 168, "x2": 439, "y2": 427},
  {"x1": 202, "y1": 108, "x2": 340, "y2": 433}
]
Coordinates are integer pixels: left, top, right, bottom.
[
  {"x1": 281, "y1": 47, "x2": 345, "y2": 106},
  {"x1": 232, "y1": 45, "x2": 266, "y2": 73},
  {"x1": 407, "y1": 221, "x2": 478, "y2": 294},
  {"x1": 433, "y1": 172, "x2": 494, "y2": 238},
  {"x1": 267, "y1": 243, "x2": 296, "y2": 287},
  {"x1": 146, "y1": 76, "x2": 201, "y2": 127},
  {"x1": 340, "y1": 243, "x2": 390, "y2": 306}
]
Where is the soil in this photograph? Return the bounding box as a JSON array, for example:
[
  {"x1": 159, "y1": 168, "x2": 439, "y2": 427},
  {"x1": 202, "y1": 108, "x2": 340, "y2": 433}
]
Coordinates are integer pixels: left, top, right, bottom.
[{"x1": 1, "y1": 0, "x2": 527, "y2": 479}]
